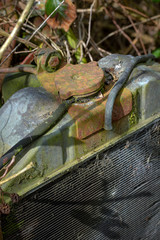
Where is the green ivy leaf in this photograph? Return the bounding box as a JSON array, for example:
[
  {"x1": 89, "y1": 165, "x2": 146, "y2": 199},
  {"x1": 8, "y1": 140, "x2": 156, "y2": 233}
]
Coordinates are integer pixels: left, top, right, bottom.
[
  {"x1": 152, "y1": 48, "x2": 160, "y2": 58},
  {"x1": 66, "y1": 29, "x2": 87, "y2": 63},
  {"x1": 66, "y1": 28, "x2": 78, "y2": 49},
  {"x1": 45, "y1": 0, "x2": 67, "y2": 19}
]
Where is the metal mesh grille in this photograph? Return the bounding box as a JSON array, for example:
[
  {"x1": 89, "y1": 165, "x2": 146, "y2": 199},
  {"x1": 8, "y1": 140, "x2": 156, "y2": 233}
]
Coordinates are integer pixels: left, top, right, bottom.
[{"x1": 3, "y1": 119, "x2": 160, "y2": 240}]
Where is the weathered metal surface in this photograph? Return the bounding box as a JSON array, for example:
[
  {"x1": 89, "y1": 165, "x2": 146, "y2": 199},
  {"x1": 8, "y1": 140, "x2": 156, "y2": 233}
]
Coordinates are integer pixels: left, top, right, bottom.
[
  {"x1": 35, "y1": 48, "x2": 62, "y2": 73},
  {"x1": 1, "y1": 54, "x2": 160, "y2": 202},
  {"x1": 54, "y1": 61, "x2": 104, "y2": 99},
  {"x1": 2, "y1": 71, "x2": 41, "y2": 102},
  {"x1": 68, "y1": 87, "x2": 132, "y2": 139},
  {"x1": 37, "y1": 70, "x2": 58, "y2": 96},
  {"x1": 0, "y1": 87, "x2": 62, "y2": 155},
  {"x1": 98, "y1": 54, "x2": 136, "y2": 80}
]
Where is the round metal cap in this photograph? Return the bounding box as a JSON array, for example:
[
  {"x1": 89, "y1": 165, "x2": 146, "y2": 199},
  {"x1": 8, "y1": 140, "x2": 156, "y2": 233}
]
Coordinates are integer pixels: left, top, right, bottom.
[{"x1": 54, "y1": 61, "x2": 104, "y2": 99}]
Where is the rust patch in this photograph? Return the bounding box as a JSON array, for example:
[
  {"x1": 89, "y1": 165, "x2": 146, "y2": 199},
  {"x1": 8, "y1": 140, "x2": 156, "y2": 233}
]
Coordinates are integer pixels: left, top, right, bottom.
[
  {"x1": 35, "y1": 48, "x2": 63, "y2": 73},
  {"x1": 68, "y1": 87, "x2": 132, "y2": 139},
  {"x1": 37, "y1": 71, "x2": 58, "y2": 96},
  {"x1": 37, "y1": 61, "x2": 66, "y2": 98},
  {"x1": 37, "y1": 61, "x2": 104, "y2": 100},
  {"x1": 54, "y1": 62, "x2": 104, "y2": 99}
]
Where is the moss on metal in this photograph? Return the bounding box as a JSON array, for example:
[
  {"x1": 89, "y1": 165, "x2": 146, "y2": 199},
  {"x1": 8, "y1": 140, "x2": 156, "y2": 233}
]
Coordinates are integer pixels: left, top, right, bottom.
[
  {"x1": 128, "y1": 91, "x2": 138, "y2": 127},
  {"x1": 2, "y1": 72, "x2": 41, "y2": 102}
]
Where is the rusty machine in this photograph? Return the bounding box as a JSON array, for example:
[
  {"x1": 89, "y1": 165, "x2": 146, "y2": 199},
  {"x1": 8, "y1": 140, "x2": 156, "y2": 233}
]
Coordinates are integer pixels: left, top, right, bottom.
[{"x1": 0, "y1": 49, "x2": 160, "y2": 239}]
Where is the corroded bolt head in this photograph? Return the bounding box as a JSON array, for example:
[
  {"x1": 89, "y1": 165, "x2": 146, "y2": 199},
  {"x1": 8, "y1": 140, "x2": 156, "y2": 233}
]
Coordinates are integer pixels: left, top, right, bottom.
[{"x1": 48, "y1": 56, "x2": 60, "y2": 68}]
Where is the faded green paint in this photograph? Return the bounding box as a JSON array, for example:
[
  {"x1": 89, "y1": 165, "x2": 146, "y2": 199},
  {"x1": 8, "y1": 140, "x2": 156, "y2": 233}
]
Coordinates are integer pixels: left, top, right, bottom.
[
  {"x1": 128, "y1": 90, "x2": 138, "y2": 127},
  {"x1": 2, "y1": 71, "x2": 41, "y2": 102},
  {"x1": 1, "y1": 60, "x2": 160, "y2": 202},
  {"x1": 4, "y1": 112, "x2": 160, "y2": 203}
]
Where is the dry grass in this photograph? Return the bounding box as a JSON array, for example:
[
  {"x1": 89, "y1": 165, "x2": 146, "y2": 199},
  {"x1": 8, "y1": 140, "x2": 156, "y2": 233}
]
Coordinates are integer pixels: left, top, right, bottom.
[{"x1": 0, "y1": 0, "x2": 160, "y2": 69}]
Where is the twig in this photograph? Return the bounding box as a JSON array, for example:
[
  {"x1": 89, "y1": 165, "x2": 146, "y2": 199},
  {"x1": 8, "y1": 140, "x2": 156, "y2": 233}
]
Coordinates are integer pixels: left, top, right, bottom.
[
  {"x1": 97, "y1": 47, "x2": 111, "y2": 56},
  {"x1": 22, "y1": 25, "x2": 52, "y2": 49},
  {"x1": 79, "y1": 42, "x2": 84, "y2": 63},
  {"x1": 117, "y1": 2, "x2": 147, "y2": 54},
  {"x1": 104, "y1": 7, "x2": 141, "y2": 55},
  {"x1": 120, "y1": 5, "x2": 148, "y2": 18},
  {"x1": 128, "y1": 16, "x2": 147, "y2": 54},
  {"x1": 0, "y1": 0, "x2": 65, "y2": 66},
  {"x1": 64, "y1": 40, "x2": 72, "y2": 63},
  {"x1": 14, "y1": 48, "x2": 38, "y2": 54},
  {"x1": 25, "y1": 20, "x2": 63, "y2": 55},
  {"x1": 28, "y1": 0, "x2": 65, "y2": 42},
  {"x1": 0, "y1": 0, "x2": 35, "y2": 61},
  {"x1": 90, "y1": 34, "x2": 111, "y2": 56},
  {"x1": 78, "y1": 11, "x2": 85, "y2": 42},
  {"x1": 0, "y1": 155, "x2": 15, "y2": 180},
  {"x1": 124, "y1": 38, "x2": 138, "y2": 55},
  {"x1": 81, "y1": 41, "x2": 93, "y2": 61},
  {"x1": 113, "y1": 19, "x2": 141, "y2": 55},
  {"x1": 120, "y1": 4, "x2": 158, "y2": 26},
  {"x1": 0, "y1": 66, "x2": 37, "y2": 74},
  {"x1": 77, "y1": 8, "x2": 97, "y2": 13},
  {"x1": 0, "y1": 162, "x2": 34, "y2": 185},
  {"x1": 0, "y1": 27, "x2": 37, "y2": 49},
  {"x1": 86, "y1": 0, "x2": 96, "y2": 47},
  {"x1": 97, "y1": 14, "x2": 160, "y2": 47}
]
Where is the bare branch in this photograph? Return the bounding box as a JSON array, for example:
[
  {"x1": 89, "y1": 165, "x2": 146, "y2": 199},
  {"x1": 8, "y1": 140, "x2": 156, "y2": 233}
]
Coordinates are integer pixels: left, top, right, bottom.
[
  {"x1": 0, "y1": 0, "x2": 35, "y2": 61},
  {"x1": 86, "y1": 0, "x2": 96, "y2": 47},
  {"x1": 97, "y1": 14, "x2": 160, "y2": 47},
  {"x1": 0, "y1": 0, "x2": 65, "y2": 66},
  {"x1": 0, "y1": 27, "x2": 37, "y2": 49},
  {"x1": 0, "y1": 155, "x2": 15, "y2": 180}
]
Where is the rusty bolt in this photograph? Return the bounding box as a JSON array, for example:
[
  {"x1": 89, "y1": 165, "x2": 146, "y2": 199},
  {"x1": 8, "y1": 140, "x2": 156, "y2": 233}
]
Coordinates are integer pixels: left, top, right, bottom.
[
  {"x1": 10, "y1": 193, "x2": 20, "y2": 203},
  {"x1": 48, "y1": 56, "x2": 60, "y2": 68},
  {"x1": 0, "y1": 203, "x2": 10, "y2": 215}
]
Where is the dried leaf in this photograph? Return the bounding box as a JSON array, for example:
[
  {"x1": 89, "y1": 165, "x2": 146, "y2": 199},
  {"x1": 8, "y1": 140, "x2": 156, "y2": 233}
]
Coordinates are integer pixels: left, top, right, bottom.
[{"x1": 45, "y1": 0, "x2": 77, "y2": 32}]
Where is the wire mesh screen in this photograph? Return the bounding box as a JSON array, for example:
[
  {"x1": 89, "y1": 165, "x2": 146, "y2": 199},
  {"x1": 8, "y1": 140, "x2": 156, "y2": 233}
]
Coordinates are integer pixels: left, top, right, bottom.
[{"x1": 2, "y1": 119, "x2": 160, "y2": 240}]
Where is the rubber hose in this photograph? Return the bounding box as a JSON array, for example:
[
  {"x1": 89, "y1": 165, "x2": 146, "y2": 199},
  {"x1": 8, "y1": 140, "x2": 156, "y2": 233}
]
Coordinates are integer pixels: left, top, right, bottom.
[{"x1": 104, "y1": 54, "x2": 155, "y2": 130}]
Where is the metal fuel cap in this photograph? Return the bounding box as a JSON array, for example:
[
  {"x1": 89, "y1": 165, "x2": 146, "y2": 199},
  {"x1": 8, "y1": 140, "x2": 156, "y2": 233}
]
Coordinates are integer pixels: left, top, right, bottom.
[{"x1": 54, "y1": 61, "x2": 104, "y2": 100}]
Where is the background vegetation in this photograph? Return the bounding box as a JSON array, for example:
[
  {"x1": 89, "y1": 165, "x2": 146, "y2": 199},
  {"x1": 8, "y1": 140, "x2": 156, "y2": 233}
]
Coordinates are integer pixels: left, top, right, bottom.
[{"x1": 0, "y1": 0, "x2": 160, "y2": 91}]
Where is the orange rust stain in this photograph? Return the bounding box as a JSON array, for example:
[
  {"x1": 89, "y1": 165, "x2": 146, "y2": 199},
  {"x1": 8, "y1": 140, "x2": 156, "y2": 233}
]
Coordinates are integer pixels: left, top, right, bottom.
[
  {"x1": 37, "y1": 71, "x2": 58, "y2": 96},
  {"x1": 54, "y1": 62, "x2": 104, "y2": 99},
  {"x1": 68, "y1": 87, "x2": 132, "y2": 139}
]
